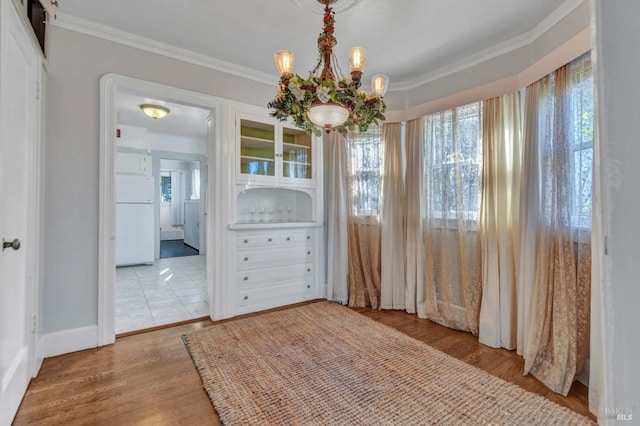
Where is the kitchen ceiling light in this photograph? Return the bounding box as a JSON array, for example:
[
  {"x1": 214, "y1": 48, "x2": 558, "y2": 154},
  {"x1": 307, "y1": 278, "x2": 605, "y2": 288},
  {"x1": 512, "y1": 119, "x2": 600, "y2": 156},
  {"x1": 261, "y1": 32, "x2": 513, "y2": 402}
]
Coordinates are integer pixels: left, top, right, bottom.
[
  {"x1": 140, "y1": 104, "x2": 170, "y2": 120},
  {"x1": 268, "y1": 0, "x2": 387, "y2": 135}
]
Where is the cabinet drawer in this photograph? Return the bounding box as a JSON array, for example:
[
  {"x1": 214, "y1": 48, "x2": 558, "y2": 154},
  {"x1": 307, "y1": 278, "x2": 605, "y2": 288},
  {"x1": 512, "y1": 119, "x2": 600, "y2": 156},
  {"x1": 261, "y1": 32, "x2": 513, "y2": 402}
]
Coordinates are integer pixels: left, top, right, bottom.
[
  {"x1": 237, "y1": 281, "x2": 314, "y2": 306},
  {"x1": 280, "y1": 231, "x2": 314, "y2": 245},
  {"x1": 237, "y1": 263, "x2": 314, "y2": 287},
  {"x1": 236, "y1": 233, "x2": 279, "y2": 247},
  {"x1": 236, "y1": 247, "x2": 314, "y2": 269}
]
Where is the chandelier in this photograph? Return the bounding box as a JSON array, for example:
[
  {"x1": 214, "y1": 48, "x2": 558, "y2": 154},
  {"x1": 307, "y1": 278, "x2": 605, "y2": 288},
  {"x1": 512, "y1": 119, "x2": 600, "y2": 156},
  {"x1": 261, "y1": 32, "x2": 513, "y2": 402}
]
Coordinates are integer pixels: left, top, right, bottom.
[{"x1": 268, "y1": 0, "x2": 388, "y2": 136}]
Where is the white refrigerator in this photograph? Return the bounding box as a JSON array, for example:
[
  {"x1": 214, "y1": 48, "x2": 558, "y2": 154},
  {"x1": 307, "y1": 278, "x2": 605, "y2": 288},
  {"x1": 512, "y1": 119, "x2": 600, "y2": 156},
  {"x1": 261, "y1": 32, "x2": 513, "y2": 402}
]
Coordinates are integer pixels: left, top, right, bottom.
[{"x1": 116, "y1": 175, "x2": 155, "y2": 266}]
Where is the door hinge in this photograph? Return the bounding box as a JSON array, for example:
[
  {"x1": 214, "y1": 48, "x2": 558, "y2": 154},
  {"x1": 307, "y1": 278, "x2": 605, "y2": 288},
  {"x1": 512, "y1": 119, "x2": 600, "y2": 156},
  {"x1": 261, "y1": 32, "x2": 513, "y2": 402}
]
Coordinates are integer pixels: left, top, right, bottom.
[
  {"x1": 35, "y1": 81, "x2": 41, "y2": 100},
  {"x1": 32, "y1": 315, "x2": 38, "y2": 334}
]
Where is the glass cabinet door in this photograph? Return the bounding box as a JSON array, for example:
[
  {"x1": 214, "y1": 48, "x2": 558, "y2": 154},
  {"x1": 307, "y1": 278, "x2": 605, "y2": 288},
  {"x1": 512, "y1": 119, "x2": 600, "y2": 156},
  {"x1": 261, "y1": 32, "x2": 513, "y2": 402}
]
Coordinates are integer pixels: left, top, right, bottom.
[
  {"x1": 281, "y1": 125, "x2": 312, "y2": 181},
  {"x1": 239, "y1": 118, "x2": 276, "y2": 177}
]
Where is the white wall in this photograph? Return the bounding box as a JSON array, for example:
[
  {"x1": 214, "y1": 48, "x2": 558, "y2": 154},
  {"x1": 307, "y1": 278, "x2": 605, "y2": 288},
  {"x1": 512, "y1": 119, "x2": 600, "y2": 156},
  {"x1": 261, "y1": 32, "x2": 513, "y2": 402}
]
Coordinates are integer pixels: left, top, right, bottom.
[{"x1": 593, "y1": 0, "x2": 640, "y2": 419}]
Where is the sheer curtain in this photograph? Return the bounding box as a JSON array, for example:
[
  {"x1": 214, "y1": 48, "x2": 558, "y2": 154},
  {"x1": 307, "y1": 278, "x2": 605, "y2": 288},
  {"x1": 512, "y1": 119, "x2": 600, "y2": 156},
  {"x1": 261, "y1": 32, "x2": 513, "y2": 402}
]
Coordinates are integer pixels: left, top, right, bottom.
[
  {"x1": 170, "y1": 170, "x2": 186, "y2": 226},
  {"x1": 326, "y1": 131, "x2": 349, "y2": 304},
  {"x1": 418, "y1": 104, "x2": 483, "y2": 334},
  {"x1": 519, "y1": 54, "x2": 592, "y2": 395},
  {"x1": 478, "y1": 92, "x2": 523, "y2": 350},
  {"x1": 380, "y1": 123, "x2": 405, "y2": 310},
  {"x1": 404, "y1": 118, "x2": 425, "y2": 314},
  {"x1": 344, "y1": 127, "x2": 383, "y2": 308}
]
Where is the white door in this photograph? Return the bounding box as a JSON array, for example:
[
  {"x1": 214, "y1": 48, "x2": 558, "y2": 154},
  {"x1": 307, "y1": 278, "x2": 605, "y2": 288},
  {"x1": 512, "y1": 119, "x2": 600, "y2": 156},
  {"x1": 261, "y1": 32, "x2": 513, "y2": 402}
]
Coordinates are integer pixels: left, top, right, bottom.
[{"x1": 0, "y1": 2, "x2": 39, "y2": 424}]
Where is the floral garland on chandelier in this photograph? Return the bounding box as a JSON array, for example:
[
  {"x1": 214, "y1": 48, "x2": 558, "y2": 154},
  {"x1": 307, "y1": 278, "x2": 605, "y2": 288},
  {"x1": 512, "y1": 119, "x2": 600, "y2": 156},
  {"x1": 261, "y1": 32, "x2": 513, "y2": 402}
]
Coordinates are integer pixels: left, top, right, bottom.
[{"x1": 268, "y1": 3, "x2": 386, "y2": 136}]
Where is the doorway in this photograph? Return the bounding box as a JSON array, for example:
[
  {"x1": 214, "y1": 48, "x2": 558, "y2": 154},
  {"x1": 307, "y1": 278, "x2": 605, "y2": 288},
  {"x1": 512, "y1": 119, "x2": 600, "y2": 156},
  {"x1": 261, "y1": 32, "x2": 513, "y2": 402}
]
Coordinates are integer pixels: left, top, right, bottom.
[
  {"x1": 100, "y1": 74, "x2": 225, "y2": 347},
  {"x1": 113, "y1": 90, "x2": 211, "y2": 334},
  {"x1": 159, "y1": 159, "x2": 202, "y2": 259}
]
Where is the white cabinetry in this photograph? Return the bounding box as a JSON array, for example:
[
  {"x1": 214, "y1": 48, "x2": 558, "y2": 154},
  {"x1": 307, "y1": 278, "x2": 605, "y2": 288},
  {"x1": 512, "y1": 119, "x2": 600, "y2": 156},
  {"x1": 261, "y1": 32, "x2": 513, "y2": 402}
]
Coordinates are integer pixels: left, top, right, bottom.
[
  {"x1": 230, "y1": 226, "x2": 321, "y2": 315},
  {"x1": 184, "y1": 200, "x2": 200, "y2": 250},
  {"x1": 226, "y1": 103, "x2": 324, "y2": 316},
  {"x1": 116, "y1": 152, "x2": 151, "y2": 176},
  {"x1": 232, "y1": 104, "x2": 318, "y2": 188}
]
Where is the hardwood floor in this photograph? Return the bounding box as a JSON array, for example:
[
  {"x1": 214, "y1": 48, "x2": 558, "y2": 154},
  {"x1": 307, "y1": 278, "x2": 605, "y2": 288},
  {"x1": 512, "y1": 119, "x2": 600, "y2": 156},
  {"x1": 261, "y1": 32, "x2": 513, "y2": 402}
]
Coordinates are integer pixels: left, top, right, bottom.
[{"x1": 13, "y1": 301, "x2": 594, "y2": 424}]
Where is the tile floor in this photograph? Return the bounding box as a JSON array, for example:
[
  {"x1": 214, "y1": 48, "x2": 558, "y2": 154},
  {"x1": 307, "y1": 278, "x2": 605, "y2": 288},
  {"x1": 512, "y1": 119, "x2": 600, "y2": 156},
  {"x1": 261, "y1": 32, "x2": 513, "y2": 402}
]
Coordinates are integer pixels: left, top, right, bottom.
[{"x1": 115, "y1": 255, "x2": 208, "y2": 334}]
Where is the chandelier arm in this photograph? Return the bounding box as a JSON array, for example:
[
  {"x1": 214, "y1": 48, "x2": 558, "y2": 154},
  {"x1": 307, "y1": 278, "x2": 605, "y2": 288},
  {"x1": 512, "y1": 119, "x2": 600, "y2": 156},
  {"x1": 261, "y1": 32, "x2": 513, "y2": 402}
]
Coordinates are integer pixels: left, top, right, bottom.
[
  {"x1": 309, "y1": 57, "x2": 323, "y2": 78},
  {"x1": 331, "y1": 51, "x2": 345, "y2": 81}
]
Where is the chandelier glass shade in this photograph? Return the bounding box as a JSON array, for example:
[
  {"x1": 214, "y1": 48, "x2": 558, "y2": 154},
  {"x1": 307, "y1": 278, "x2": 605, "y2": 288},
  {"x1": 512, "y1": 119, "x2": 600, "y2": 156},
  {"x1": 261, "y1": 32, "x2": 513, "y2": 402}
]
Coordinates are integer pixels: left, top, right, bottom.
[{"x1": 268, "y1": 0, "x2": 388, "y2": 136}]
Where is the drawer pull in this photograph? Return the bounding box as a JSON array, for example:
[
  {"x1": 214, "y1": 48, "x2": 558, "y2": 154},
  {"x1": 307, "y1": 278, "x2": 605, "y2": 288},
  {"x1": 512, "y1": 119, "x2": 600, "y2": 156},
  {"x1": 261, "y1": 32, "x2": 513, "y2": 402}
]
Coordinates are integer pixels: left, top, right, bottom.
[
  {"x1": 243, "y1": 239, "x2": 249, "y2": 244},
  {"x1": 307, "y1": 268, "x2": 311, "y2": 272},
  {"x1": 307, "y1": 251, "x2": 311, "y2": 255},
  {"x1": 268, "y1": 238, "x2": 273, "y2": 242},
  {"x1": 244, "y1": 257, "x2": 249, "y2": 261},
  {"x1": 286, "y1": 237, "x2": 291, "y2": 241},
  {"x1": 306, "y1": 285, "x2": 311, "y2": 289},
  {"x1": 307, "y1": 235, "x2": 311, "y2": 240},
  {"x1": 243, "y1": 295, "x2": 249, "y2": 300},
  {"x1": 243, "y1": 276, "x2": 249, "y2": 281}
]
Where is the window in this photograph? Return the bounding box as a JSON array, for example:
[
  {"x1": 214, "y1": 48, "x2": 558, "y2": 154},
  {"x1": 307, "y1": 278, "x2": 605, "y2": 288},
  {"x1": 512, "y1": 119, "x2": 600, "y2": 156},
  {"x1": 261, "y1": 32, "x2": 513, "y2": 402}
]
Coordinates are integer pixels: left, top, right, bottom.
[
  {"x1": 568, "y1": 55, "x2": 593, "y2": 229},
  {"x1": 161, "y1": 175, "x2": 172, "y2": 203},
  {"x1": 424, "y1": 102, "x2": 483, "y2": 221},
  {"x1": 346, "y1": 126, "x2": 383, "y2": 219}
]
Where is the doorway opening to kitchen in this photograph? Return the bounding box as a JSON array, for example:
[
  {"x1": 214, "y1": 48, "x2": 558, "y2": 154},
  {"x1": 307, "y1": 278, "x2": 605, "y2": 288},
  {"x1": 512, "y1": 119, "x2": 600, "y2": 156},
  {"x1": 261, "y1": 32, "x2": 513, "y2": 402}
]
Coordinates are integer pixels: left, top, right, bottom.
[{"x1": 114, "y1": 90, "x2": 210, "y2": 335}]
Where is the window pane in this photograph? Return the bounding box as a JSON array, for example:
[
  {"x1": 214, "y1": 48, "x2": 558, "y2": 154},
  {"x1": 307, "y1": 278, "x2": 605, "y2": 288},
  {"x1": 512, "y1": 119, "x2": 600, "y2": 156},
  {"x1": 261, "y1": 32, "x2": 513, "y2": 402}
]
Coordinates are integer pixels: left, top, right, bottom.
[
  {"x1": 573, "y1": 147, "x2": 593, "y2": 228},
  {"x1": 161, "y1": 176, "x2": 172, "y2": 203},
  {"x1": 347, "y1": 126, "x2": 383, "y2": 218},
  {"x1": 569, "y1": 53, "x2": 594, "y2": 227},
  {"x1": 424, "y1": 102, "x2": 482, "y2": 220}
]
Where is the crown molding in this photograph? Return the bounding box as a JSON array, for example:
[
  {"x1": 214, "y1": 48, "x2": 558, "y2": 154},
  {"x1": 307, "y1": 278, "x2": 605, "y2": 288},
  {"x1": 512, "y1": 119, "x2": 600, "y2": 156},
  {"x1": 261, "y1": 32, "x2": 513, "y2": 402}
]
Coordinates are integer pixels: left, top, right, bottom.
[
  {"x1": 394, "y1": 0, "x2": 588, "y2": 91},
  {"x1": 53, "y1": 0, "x2": 586, "y2": 93},
  {"x1": 53, "y1": 13, "x2": 278, "y2": 87}
]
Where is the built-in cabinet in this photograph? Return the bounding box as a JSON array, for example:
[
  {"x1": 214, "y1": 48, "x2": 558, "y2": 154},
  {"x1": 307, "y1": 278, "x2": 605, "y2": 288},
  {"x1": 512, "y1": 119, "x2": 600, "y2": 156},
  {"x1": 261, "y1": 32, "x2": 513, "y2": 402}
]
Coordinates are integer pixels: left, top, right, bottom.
[
  {"x1": 230, "y1": 226, "x2": 321, "y2": 315},
  {"x1": 116, "y1": 152, "x2": 151, "y2": 176},
  {"x1": 227, "y1": 103, "x2": 324, "y2": 316},
  {"x1": 236, "y1": 110, "x2": 316, "y2": 187}
]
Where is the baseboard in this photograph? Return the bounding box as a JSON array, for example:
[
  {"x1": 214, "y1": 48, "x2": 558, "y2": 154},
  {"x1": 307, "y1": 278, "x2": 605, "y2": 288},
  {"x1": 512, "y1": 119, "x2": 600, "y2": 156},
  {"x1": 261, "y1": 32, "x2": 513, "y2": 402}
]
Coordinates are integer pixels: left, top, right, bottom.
[
  {"x1": 42, "y1": 325, "x2": 98, "y2": 358},
  {"x1": 35, "y1": 334, "x2": 46, "y2": 374}
]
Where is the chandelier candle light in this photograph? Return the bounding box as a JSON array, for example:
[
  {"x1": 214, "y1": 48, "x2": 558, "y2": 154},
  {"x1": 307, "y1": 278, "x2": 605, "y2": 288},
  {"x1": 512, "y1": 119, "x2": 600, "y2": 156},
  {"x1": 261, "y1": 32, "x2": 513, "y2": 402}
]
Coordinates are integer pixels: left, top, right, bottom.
[{"x1": 268, "y1": 0, "x2": 388, "y2": 136}]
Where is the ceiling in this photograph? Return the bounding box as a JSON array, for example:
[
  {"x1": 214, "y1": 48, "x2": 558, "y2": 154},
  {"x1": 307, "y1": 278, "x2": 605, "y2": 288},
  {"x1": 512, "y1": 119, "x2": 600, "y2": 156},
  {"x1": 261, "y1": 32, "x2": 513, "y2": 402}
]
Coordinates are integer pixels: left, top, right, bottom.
[
  {"x1": 117, "y1": 91, "x2": 210, "y2": 140},
  {"x1": 57, "y1": 0, "x2": 579, "y2": 90}
]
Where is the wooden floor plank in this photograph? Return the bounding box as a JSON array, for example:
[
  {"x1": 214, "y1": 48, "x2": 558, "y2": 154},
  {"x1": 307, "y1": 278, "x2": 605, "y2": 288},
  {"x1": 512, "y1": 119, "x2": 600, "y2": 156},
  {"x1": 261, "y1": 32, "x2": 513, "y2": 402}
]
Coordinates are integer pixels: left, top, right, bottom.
[{"x1": 13, "y1": 302, "x2": 594, "y2": 424}]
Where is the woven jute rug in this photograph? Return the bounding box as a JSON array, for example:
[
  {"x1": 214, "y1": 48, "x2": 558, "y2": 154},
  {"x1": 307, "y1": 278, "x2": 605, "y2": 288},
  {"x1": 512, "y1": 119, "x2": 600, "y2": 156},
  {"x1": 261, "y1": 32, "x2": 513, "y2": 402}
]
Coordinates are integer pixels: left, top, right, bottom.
[{"x1": 183, "y1": 301, "x2": 594, "y2": 425}]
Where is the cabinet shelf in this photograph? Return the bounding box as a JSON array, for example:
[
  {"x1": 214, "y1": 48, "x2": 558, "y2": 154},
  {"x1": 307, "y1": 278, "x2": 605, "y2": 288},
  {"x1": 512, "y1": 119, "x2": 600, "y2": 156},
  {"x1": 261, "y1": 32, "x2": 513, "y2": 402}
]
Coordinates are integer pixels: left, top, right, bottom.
[
  {"x1": 241, "y1": 155, "x2": 275, "y2": 162},
  {"x1": 283, "y1": 160, "x2": 311, "y2": 166},
  {"x1": 282, "y1": 142, "x2": 310, "y2": 150},
  {"x1": 241, "y1": 137, "x2": 275, "y2": 149}
]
